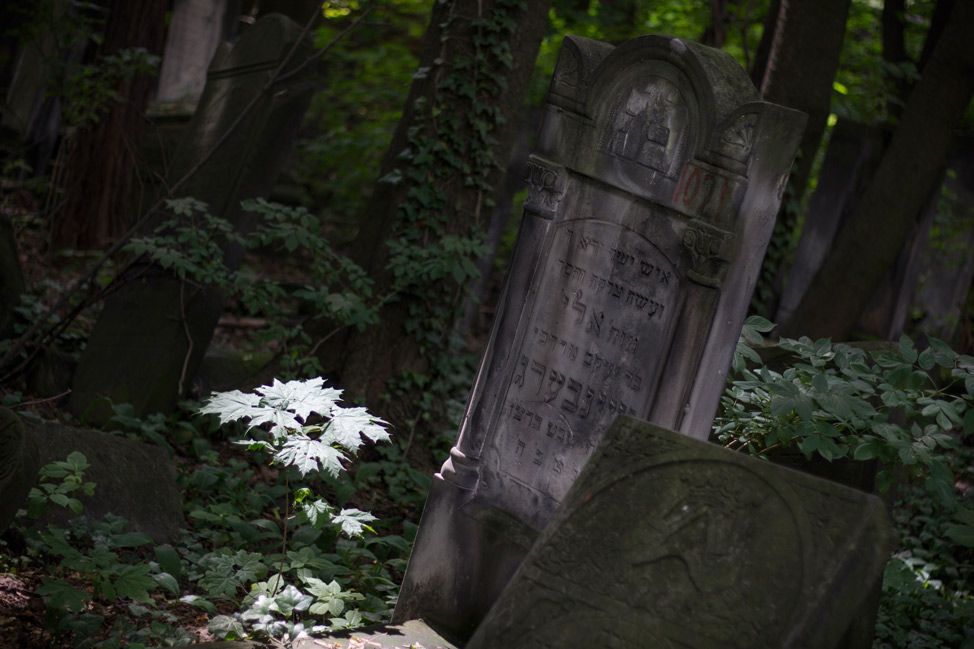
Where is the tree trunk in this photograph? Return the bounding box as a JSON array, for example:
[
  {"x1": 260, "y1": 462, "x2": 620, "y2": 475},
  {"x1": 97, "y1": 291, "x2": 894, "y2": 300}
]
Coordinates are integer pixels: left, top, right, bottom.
[
  {"x1": 321, "y1": 0, "x2": 551, "y2": 427},
  {"x1": 882, "y1": 0, "x2": 908, "y2": 121},
  {"x1": 780, "y1": 0, "x2": 974, "y2": 341},
  {"x1": 748, "y1": 0, "x2": 851, "y2": 317},
  {"x1": 51, "y1": 0, "x2": 168, "y2": 251}
]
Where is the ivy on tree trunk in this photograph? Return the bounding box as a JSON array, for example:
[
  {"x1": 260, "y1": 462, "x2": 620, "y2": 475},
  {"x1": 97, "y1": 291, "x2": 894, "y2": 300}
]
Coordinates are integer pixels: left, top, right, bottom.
[{"x1": 319, "y1": 0, "x2": 551, "y2": 429}]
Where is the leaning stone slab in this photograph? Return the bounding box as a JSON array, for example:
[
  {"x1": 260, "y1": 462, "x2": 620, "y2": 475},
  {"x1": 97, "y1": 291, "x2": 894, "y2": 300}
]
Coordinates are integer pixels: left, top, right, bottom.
[
  {"x1": 394, "y1": 33, "x2": 805, "y2": 642},
  {"x1": 466, "y1": 416, "x2": 895, "y2": 649},
  {"x1": 70, "y1": 13, "x2": 316, "y2": 424},
  {"x1": 25, "y1": 420, "x2": 184, "y2": 543}
]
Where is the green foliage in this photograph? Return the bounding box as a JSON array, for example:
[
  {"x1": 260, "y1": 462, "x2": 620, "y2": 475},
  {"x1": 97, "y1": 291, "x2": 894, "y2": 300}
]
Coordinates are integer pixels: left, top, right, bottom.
[
  {"x1": 717, "y1": 318, "x2": 974, "y2": 508},
  {"x1": 124, "y1": 197, "x2": 379, "y2": 378},
  {"x1": 196, "y1": 377, "x2": 392, "y2": 640},
  {"x1": 6, "y1": 0, "x2": 159, "y2": 130},
  {"x1": 26, "y1": 450, "x2": 95, "y2": 518},
  {"x1": 720, "y1": 318, "x2": 974, "y2": 643},
  {"x1": 874, "y1": 442, "x2": 974, "y2": 648},
  {"x1": 295, "y1": 0, "x2": 427, "y2": 220}
]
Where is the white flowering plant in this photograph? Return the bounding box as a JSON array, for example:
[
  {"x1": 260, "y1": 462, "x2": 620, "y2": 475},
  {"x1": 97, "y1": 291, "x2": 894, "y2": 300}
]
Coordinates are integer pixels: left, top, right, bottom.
[{"x1": 198, "y1": 377, "x2": 391, "y2": 640}]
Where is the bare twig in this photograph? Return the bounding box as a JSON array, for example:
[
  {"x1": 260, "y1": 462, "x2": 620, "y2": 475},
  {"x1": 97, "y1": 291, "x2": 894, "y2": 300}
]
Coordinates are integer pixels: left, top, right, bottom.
[
  {"x1": 0, "y1": 2, "x2": 374, "y2": 376},
  {"x1": 7, "y1": 389, "x2": 72, "y2": 409},
  {"x1": 177, "y1": 280, "x2": 193, "y2": 397}
]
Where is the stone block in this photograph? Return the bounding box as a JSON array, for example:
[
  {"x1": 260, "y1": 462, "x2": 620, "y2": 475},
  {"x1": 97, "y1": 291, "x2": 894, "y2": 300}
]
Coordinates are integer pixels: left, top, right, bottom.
[{"x1": 466, "y1": 416, "x2": 895, "y2": 649}]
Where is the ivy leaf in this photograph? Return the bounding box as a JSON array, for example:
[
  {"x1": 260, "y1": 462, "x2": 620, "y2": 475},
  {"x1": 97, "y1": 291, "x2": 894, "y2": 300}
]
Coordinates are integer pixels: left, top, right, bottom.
[
  {"x1": 276, "y1": 435, "x2": 346, "y2": 477},
  {"x1": 333, "y1": 508, "x2": 377, "y2": 537}
]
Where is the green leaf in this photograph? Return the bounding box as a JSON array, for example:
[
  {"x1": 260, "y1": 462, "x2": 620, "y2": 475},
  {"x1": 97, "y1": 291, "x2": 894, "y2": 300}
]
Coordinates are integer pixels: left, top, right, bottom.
[
  {"x1": 269, "y1": 584, "x2": 313, "y2": 617},
  {"x1": 38, "y1": 578, "x2": 90, "y2": 613},
  {"x1": 113, "y1": 564, "x2": 155, "y2": 602},
  {"x1": 208, "y1": 614, "x2": 246, "y2": 640},
  {"x1": 326, "y1": 407, "x2": 391, "y2": 449},
  {"x1": 333, "y1": 508, "x2": 377, "y2": 537},
  {"x1": 899, "y1": 335, "x2": 918, "y2": 363},
  {"x1": 152, "y1": 572, "x2": 180, "y2": 597},
  {"x1": 276, "y1": 435, "x2": 345, "y2": 477},
  {"x1": 853, "y1": 439, "x2": 880, "y2": 460},
  {"x1": 256, "y1": 377, "x2": 342, "y2": 423},
  {"x1": 154, "y1": 545, "x2": 182, "y2": 580},
  {"x1": 945, "y1": 524, "x2": 974, "y2": 548},
  {"x1": 300, "y1": 499, "x2": 334, "y2": 528},
  {"x1": 199, "y1": 390, "x2": 262, "y2": 425},
  {"x1": 180, "y1": 594, "x2": 218, "y2": 616}
]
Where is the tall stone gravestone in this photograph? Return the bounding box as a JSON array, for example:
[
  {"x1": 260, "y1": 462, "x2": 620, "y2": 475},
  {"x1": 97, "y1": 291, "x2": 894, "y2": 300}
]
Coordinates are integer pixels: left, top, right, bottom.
[
  {"x1": 70, "y1": 14, "x2": 315, "y2": 422},
  {"x1": 466, "y1": 416, "x2": 894, "y2": 649},
  {"x1": 156, "y1": 0, "x2": 235, "y2": 103},
  {"x1": 394, "y1": 34, "x2": 805, "y2": 642}
]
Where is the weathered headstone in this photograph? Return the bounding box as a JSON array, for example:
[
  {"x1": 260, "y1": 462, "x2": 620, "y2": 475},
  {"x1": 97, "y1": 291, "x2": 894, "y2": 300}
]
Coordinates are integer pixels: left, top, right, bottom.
[
  {"x1": 466, "y1": 416, "x2": 894, "y2": 649},
  {"x1": 26, "y1": 419, "x2": 185, "y2": 543},
  {"x1": 0, "y1": 408, "x2": 39, "y2": 536},
  {"x1": 0, "y1": 213, "x2": 24, "y2": 338},
  {"x1": 70, "y1": 14, "x2": 315, "y2": 423},
  {"x1": 394, "y1": 34, "x2": 805, "y2": 641},
  {"x1": 156, "y1": 0, "x2": 236, "y2": 103}
]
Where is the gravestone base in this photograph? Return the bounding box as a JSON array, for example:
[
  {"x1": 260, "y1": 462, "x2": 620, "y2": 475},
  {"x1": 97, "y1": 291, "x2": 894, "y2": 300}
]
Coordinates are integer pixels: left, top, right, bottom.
[
  {"x1": 393, "y1": 477, "x2": 539, "y2": 643},
  {"x1": 292, "y1": 620, "x2": 457, "y2": 649}
]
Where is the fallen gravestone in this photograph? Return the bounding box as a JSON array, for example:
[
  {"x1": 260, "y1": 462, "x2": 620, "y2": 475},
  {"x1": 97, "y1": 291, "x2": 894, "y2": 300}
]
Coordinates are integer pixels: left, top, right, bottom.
[
  {"x1": 25, "y1": 419, "x2": 184, "y2": 543},
  {"x1": 70, "y1": 13, "x2": 316, "y2": 424},
  {"x1": 466, "y1": 416, "x2": 894, "y2": 649},
  {"x1": 394, "y1": 33, "x2": 805, "y2": 642}
]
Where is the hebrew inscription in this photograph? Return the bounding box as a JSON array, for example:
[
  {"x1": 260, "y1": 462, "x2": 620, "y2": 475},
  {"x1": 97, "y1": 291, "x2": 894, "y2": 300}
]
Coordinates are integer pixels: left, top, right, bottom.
[{"x1": 487, "y1": 219, "x2": 679, "y2": 511}]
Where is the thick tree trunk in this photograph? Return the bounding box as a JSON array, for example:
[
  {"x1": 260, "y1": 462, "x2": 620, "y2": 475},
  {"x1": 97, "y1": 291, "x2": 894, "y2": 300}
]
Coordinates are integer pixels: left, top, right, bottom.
[
  {"x1": 51, "y1": 0, "x2": 168, "y2": 251},
  {"x1": 322, "y1": 0, "x2": 551, "y2": 426},
  {"x1": 749, "y1": 0, "x2": 851, "y2": 316},
  {"x1": 780, "y1": 0, "x2": 974, "y2": 341},
  {"x1": 882, "y1": 0, "x2": 908, "y2": 121}
]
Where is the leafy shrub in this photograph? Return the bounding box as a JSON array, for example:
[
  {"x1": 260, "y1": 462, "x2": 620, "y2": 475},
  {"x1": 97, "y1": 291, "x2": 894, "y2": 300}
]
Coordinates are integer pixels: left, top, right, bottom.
[{"x1": 198, "y1": 376, "x2": 392, "y2": 640}]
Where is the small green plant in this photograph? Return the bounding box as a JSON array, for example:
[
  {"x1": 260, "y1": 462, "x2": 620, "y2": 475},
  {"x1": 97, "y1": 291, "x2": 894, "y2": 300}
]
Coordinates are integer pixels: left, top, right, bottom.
[
  {"x1": 26, "y1": 450, "x2": 95, "y2": 518},
  {"x1": 19, "y1": 455, "x2": 178, "y2": 648},
  {"x1": 124, "y1": 197, "x2": 379, "y2": 379},
  {"x1": 198, "y1": 376, "x2": 391, "y2": 641},
  {"x1": 717, "y1": 318, "x2": 974, "y2": 527}
]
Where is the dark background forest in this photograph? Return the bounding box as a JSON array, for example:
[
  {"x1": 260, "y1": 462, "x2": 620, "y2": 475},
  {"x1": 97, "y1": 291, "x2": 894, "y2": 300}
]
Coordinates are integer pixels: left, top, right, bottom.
[{"x1": 0, "y1": 0, "x2": 972, "y2": 647}]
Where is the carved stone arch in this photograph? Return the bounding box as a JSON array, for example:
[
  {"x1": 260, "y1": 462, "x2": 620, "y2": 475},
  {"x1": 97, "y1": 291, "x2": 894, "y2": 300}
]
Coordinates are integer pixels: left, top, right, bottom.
[{"x1": 586, "y1": 36, "x2": 721, "y2": 162}]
